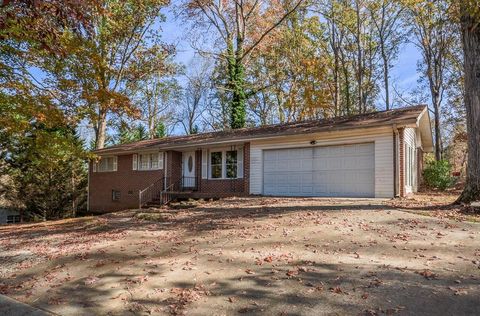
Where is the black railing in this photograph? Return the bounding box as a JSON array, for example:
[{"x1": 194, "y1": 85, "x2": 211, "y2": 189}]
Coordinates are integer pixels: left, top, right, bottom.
[
  {"x1": 139, "y1": 177, "x2": 164, "y2": 209},
  {"x1": 139, "y1": 176, "x2": 200, "y2": 208},
  {"x1": 181, "y1": 176, "x2": 198, "y2": 191}
]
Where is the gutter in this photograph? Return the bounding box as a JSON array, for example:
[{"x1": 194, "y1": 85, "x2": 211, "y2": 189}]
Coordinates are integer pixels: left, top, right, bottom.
[
  {"x1": 87, "y1": 162, "x2": 90, "y2": 213},
  {"x1": 393, "y1": 125, "x2": 399, "y2": 197}
]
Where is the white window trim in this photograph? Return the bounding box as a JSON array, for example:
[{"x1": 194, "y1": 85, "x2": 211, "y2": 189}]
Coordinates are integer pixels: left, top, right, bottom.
[
  {"x1": 208, "y1": 147, "x2": 243, "y2": 179},
  {"x1": 95, "y1": 156, "x2": 118, "y2": 173},
  {"x1": 134, "y1": 151, "x2": 164, "y2": 171}
]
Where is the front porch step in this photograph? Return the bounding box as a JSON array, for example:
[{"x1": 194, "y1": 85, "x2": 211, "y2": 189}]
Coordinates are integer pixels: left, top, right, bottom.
[{"x1": 143, "y1": 191, "x2": 195, "y2": 207}]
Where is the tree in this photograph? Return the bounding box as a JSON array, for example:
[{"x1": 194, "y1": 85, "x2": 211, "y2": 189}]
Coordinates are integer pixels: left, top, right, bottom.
[
  {"x1": 247, "y1": 11, "x2": 333, "y2": 123},
  {"x1": 457, "y1": 1, "x2": 480, "y2": 203},
  {"x1": 1, "y1": 123, "x2": 88, "y2": 220},
  {"x1": 367, "y1": 0, "x2": 406, "y2": 110},
  {"x1": 49, "y1": 0, "x2": 172, "y2": 149},
  {"x1": 116, "y1": 122, "x2": 149, "y2": 144},
  {"x1": 408, "y1": 0, "x2": 457, "y2": 160},
  {"x1": 129, "y1": 70, "x2": 180, "y2": 139},
  {"x1": 180, "y1": 0, "x2": 306, "y2": 129},
  {"x1": 316, "y1": 0, "x2": 383, "y2": 116},
  {"x1": 177, "y1": 58, "x2": 211, "y2": 134}
]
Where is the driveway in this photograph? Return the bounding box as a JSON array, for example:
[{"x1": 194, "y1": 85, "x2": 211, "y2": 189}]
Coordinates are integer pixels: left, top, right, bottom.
[{"x1": 0, "y1": 197, "x2": 479, "y2": 315}]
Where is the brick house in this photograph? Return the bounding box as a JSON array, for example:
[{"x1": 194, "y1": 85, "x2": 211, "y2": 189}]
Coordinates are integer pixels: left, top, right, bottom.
[{"x1": 88, "y1": 105, "x2": 433, "y2": 213}]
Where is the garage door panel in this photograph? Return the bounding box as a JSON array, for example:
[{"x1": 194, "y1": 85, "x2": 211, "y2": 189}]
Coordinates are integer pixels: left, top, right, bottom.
[{"x1": 264, "y1": 143, "x2": 375, "y2": 197}]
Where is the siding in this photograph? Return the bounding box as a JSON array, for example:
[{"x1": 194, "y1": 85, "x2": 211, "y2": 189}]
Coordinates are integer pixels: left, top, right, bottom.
[
  {"x1": 404, "y1": 127, "x2": 417, "y2": 194},
  {"x1": 249, "y1": 127, "x2": 395, "y2": 198}
]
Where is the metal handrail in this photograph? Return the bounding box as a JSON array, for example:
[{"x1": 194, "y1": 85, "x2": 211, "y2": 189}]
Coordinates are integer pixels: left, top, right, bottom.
[
  {"x1": 139, "y1": 176, "x2": 200, "y2": 208},
  {"x1": 138, "y1": 177, "x2": 164, "y2": 209}
]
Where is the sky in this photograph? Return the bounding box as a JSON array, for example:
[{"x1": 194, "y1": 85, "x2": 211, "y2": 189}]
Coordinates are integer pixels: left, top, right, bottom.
[
  {"x1": 160, "y1": 8, "x2": 424, "y2": 111},
  {"x1": 79, "y1": 7, "x2": 425, "y2": 143}
]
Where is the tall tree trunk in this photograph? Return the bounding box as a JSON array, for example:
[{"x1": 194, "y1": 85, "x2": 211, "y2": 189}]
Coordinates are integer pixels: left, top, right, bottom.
[
  {"x1": 355, "y1": 1, "x2": 363, "y2": 114},
  {"x1": 457, "y1": 8, "x2": 480, "y2": 203},
  {"x1": 95, "y1": 108, "x2": 107, "y2": 149},
  {"x1": 433, "y1": 99, "x2": 442, "y2": 161},
  {"x1": 227, "y1": 36, "x2": 247, "y2": 129},
  {"x1": 381, "y1": 42, "x2": 390, "y2": 110},
  {"x1": 330, "y1": 10, "x2": 340, "y2": 116}
]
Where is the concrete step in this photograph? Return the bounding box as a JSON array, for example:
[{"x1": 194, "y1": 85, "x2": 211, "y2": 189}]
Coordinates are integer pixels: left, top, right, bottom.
[{"x1": 0, "y1": 294, "x2": 54, "y2": 315}]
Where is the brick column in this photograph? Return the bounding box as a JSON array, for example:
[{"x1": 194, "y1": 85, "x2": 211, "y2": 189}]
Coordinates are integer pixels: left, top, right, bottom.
[
  {"x1": 243, "y1": 142, "x2": 250, "y2": 194},
  {"x1": 398, "y1": 128, "x2": 406, "y2": 197},
  {"x1": 195, "y1": 150, "x2": 202, "y2": 191}
]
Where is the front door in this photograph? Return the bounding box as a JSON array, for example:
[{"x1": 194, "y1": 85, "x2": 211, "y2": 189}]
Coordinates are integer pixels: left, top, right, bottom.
[{"x1": 182, "y1": 151, "x2": 196, "y2": 188}]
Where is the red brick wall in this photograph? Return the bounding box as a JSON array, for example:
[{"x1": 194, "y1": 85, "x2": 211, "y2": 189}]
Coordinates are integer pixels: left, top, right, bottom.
[
  {"x1": 166, "y1": 151, "x2": 182, "y2": 184},
  {"x1": 197, "y1": 142, "x2": 250, "y2": 196},
  {"x1": 89, "y1": 154, "x2": 164, "y2": 213},
  {"x1": 243, "y1": 142, "x2": 250, "y2": 193},
  {"x1": 89, "y1": 143, "x2": 252, "y2": 212}
]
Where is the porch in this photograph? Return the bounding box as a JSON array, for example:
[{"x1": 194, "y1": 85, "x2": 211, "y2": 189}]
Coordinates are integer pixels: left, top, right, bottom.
[{"x1": 138, "y1": 145, "x2": 249, "y2": 207}]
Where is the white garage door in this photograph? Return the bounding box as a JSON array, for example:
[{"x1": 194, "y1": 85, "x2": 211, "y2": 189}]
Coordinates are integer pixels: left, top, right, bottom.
[{"x1": 263, "y1": 143, "x2": 375, "y2": 197}]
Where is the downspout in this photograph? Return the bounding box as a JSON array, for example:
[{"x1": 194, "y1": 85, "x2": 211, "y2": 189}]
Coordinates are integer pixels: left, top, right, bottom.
[
  {"x1": 87, "y1": 161, "x2": 90, "y2": 213},
  {"x1": 164, "y1": 151, "x2": 167, "y2": 190},
  {"x1": 393, "y1": 125, "x2": 399, "y2": 197}
]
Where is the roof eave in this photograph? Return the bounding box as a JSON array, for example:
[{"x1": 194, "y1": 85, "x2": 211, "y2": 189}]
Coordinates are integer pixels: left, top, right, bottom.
[
  {"x1": 416, "y1": 106, "x2": 434, "y2": 152},
  {"x1": 92, "y1": 118, "x2": 419, "y2": 156}
]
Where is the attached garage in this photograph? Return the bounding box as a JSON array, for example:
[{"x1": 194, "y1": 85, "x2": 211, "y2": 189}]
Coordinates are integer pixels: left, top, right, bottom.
[{"x1": 263, "y1": 143, "x2": 375, "y2": 197}]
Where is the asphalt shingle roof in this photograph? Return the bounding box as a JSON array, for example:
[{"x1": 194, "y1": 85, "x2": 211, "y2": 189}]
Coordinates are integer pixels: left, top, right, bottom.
[{"x1": 94, "y1": 105, "x2": 427, "y2": 154}]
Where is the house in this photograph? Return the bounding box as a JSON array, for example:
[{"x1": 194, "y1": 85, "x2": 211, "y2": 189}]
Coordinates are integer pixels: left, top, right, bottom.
[
  {"x1": 0, "y1": 183, "x2": 21, "y2": 224},
  {"x1": 88, "y1": 105, "x2": 433, "y2": 213},
  {"x1": 0, "y1": 208, "x2": 21, "y2": 224}
]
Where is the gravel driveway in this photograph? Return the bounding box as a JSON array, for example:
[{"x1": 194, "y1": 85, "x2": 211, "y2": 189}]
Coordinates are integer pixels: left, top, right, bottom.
[{"x1": 0, "y1": 197, "x2": 479, "y2": 315}]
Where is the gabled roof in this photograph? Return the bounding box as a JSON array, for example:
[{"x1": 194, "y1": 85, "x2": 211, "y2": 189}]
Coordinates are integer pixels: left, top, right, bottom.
[{"x1": 94, "y1": 105, "x2": 432, "y2": 155}]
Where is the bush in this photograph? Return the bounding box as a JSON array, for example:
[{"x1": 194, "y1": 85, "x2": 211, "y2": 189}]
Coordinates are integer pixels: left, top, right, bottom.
[{"x1": 423, "y1": 159, "x2": 454, "y2": 190}]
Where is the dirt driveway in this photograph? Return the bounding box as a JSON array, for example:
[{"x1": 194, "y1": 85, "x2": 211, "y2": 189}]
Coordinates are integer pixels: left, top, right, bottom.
[{"x1": 0, "y1": 197, "x2": 479, "y2": 315}]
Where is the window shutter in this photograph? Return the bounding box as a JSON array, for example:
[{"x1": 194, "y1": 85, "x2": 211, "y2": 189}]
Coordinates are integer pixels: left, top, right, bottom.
[
  {"x1": 113, "y1": 156, "x2": 118, "y2": 171},
  {"x1": 237, "y1": 147, "x2": 244, "y2": 178},
  {"x1": 202, "y1": 149, "x2": 208, "y2": 179},
  {"x1": 92, "y1": 161, "x2": 97, "y2": 173},
  {"x1": 132, "y1": 154, "x2": 138, "y2": 170},
  {"x1": 158, "y1": 152, "x2": 164, "y2": 170}
]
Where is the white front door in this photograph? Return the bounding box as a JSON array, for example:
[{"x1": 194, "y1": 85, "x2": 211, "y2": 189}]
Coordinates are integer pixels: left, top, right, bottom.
[{"x1": 182, "y1": 151, "x2": 196, "y2": 187}]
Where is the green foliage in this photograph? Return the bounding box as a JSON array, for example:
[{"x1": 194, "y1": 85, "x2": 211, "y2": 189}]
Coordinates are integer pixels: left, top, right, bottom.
[
  {"x1": 423, "y1": 159, "x2": 454, "y2": 190},
  {"x1": 227, "y1": 44, "x2": 247, "y2": 129},
  {"x1": 1, "y1": 124, "x2": 88, "y2": 220},
  {"x1": 155, "y1": 122, "x2": 166, "y2": 138},
  {"x1": 117, "y1": 123, "x2": 149, "y2": 144}
]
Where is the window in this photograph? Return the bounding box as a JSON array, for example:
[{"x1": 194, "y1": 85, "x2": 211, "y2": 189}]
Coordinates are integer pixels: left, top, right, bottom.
[
  {"x1": 208, "y1": 149, "x2": 242, "y2": 179},
  {"x1": 97, "y1": 156, "x2": 117, "y2": 172},
  {"x1": 226, "y1": 151, "x2": 237, "y2": 178},
  {"x1": 112, "y1": 190, "x2": 121, "y2": 201},
  {"x1": 7, "y1": 215, "x2": 20, "y2": 224},
  {"x1": 210, "y1": 152, "x2": 223, "y2": 178},
  {"x1": 137, "y1": 153, "x2": 162, "y2": 171},
  {"x1": 188, "y1": 156, "x2": 193, "y2": 173}
]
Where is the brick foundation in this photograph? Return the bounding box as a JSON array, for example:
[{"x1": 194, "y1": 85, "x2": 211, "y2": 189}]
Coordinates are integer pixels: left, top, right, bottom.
[
  {"x1": 195, "y1": 142, "x2": 249, "y2": 196},
  {"x1": 89, "y1": 154, "x2": 164, "y2": 213},
  {"x1": 89, "y1": 143, "x2": 252, "y2": 212}
]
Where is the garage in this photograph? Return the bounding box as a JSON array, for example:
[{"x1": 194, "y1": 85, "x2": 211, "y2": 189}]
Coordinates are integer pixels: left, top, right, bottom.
[{"x1": 263, "y1": 143, "x2": 375, "y2": 197}]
